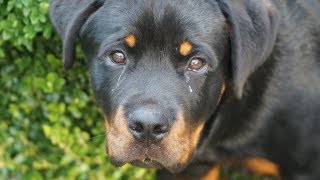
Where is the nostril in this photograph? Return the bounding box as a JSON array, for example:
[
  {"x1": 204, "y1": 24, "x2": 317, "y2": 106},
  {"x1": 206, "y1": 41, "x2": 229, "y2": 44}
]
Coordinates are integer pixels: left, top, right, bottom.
[
  {"x1": 153, "y1": 124, "x2": 168, "y2": 135},
  {"x1": 129, "y1": 122, "x2": 144, "y2": 133}
]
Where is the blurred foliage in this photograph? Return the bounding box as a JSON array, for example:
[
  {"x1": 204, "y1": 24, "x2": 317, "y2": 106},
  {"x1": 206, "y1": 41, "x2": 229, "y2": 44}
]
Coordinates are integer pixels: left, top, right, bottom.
[
  {"x1": 0, "y1": 0, "x2": 154, "y2": 179},
  {"x1": 0, "y1": 0, "x2": 273, "y2": 179}
]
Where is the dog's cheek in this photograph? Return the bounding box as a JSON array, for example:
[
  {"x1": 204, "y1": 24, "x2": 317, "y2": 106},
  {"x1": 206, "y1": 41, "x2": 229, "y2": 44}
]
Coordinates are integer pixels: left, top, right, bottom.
[
  {"x1": 204, "y1": 75, "x2": 226, "y2": 116},
  {"x1": 105, "y1": 106, "x2": 136, "y2": 165},
  {"x1": 90, "y1": 64, "x2": 122, "y2": 116},
  {"x1": 160, "y1": 112, "x2": 206, "y2": 172}
]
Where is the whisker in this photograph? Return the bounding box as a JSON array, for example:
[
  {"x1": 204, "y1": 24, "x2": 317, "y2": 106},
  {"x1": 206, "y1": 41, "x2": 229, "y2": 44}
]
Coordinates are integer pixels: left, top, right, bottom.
[{"x1": 89, "y1": 134, "x2": 106, "y2": 141}]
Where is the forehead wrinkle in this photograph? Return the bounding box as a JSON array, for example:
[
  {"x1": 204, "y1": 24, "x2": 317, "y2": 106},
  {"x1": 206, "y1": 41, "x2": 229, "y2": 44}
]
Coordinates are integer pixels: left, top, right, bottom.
[
  {"x1": 130, "y1": 9, "x2": 183, "y2": 54},
  {"x1": 172, "y1": 0, "x2": 226, "y2": 43},
  {"x1": 130, "y1": 2, "x2": 223, "y2": 68}
]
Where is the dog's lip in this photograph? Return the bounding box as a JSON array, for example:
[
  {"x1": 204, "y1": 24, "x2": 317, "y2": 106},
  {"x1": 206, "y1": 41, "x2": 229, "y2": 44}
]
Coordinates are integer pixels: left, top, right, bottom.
[
  {"x1": 130, "y1": 159, "x2": 164, "y2": 169},
  {"x1": 109, "y1": 157, "x2": 164, "y2": 169},
  {"x1": 109, "y1": 156, "x2": 187, "y2": 173},
  {"x1": 109, "y1": 158, "x2": 127, "y2": 168},
  {"x1": 131, "y1": 159, "x2": 186, "y2": 173}
]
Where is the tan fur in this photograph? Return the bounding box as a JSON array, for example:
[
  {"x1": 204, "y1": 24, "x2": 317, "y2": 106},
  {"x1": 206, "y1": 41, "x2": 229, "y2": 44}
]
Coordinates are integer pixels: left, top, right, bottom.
[
  {"x1": 263, "y1": 0, "x2": 275, "y2": 15},
  {"x1": 217, "y1": 83, "x2": 226, "y2": 106},
  {"x1": 202, "y1": 165, "x2": 221, "y2": 180},
  {"x1": 179, "y1": 40, "x2": 193, "y2": 56},
  {"x1": 243, "y1": 157, "x2": 280, "y2": 179},
  {"x1": 105, "y1": 106, "x2": 133, "y2": 159},
  {"x1": 201, "y1": 157, "x2": 279, "y2": 180},
  {"x1": 161, "y1": 112, "x2": 206, "y2": 167},
  {"x1": 124, "y1": 33, "x2": 136, "y2": 47}
]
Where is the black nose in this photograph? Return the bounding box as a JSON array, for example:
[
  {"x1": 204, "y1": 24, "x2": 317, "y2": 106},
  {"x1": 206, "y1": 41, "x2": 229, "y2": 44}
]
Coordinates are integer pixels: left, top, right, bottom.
[{"x1": 128, "y1": 108, "x2": 170, "y2": 145}]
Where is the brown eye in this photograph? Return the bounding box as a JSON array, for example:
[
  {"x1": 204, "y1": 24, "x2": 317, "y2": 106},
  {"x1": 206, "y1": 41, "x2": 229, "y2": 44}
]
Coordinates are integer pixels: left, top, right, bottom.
[
  {"x1": 110, "y1": 51, "x2": 126, "y2": 64},
  {"x1": 188, "y1": 58, "x2": 206, "y2": 71}
]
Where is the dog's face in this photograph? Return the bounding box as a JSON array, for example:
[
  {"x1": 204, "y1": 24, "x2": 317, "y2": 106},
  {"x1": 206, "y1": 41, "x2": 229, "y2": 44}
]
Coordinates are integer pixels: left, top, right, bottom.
[
  {"x1": 81, "y1": 0, "x2": 227, "y2": 172},
  {"x1": 50, "y1": 0, "x2": 278, "y2": 173}
]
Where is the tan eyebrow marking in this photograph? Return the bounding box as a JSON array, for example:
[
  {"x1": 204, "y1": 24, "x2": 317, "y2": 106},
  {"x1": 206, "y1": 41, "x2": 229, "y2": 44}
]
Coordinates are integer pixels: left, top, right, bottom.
[
  {"x1": 179, "y1": 40, "x2": 193, "y2": 56},
  {"x1": 124, "y1": 33, "x2": 136, "y2": 48}
]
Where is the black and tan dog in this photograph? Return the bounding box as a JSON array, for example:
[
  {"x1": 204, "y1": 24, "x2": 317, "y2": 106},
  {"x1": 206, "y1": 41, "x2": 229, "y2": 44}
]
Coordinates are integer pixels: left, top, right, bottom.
[{"x1": 49, "y1": 0, "x2": 320, "y2": 179}]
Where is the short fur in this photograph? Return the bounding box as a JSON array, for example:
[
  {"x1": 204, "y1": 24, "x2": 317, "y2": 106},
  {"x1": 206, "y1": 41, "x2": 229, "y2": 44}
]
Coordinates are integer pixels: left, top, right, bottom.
[{"x1": 50, "y1": 0, "x2": 320, "y2": 179}]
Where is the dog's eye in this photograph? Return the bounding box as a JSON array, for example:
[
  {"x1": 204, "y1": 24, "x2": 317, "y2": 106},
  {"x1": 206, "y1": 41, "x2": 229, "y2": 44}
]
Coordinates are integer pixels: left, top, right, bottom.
[
  {"x1": 188, "y1": 58, "x2": 206, "y2": 71},
  {"x1": 110, "y1": 51, "x2": 126, "y2": 64}
]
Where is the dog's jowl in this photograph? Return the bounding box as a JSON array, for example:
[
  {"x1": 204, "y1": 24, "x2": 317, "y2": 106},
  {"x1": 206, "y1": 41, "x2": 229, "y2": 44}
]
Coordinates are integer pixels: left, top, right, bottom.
[{"x1": 49, "y1": 0, "x2": 320, "y2": 179}]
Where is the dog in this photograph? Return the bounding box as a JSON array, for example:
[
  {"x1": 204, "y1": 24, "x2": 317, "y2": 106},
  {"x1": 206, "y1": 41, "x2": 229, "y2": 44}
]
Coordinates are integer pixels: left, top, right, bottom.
[{"x1": 49, "y1": 0, "x2": 320, "y2": 179}]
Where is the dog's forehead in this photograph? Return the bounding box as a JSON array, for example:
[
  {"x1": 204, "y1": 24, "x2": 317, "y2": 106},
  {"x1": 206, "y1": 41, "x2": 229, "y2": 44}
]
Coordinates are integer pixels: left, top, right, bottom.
[{"x1": 81, "y1": 0, "x2": 225, "y2": 48}]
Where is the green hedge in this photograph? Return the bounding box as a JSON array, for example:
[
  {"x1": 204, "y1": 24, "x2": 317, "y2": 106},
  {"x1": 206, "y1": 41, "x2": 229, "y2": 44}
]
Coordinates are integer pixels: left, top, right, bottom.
[{"x1": 0, "y1": 0, "x2": 154, "y2": 179}]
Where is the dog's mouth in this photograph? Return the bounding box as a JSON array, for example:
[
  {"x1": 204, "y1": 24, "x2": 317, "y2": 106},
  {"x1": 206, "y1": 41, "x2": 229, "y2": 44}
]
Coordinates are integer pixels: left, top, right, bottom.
[
  {"x1": 108, "y1": 146, "x2": 188, "y2": 173},
  {"x1": 130, "y1": 158, "x2": 164, "y2": 169},
  {"x1": 110, "y1": 155, "x2": 163, "y2": 169},
  {"x1": 106, "y1": 107, "x2": 207, "y2": 173},
  {"x1": 113, "y1": 159, "x2": 187, "y2": 173}
]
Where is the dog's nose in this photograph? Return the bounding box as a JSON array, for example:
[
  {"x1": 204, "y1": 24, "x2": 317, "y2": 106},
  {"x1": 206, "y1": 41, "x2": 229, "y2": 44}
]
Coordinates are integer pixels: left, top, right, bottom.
[{"x1": 128, "y1": 108, "x2": 170, "y2": 144}]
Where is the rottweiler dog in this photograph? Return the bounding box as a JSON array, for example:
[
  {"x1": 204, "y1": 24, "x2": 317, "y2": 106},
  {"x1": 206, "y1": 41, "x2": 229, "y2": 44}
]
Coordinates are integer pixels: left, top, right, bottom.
[{"x1": 49, "y1": 0, "x2": 320, "y2": 179}]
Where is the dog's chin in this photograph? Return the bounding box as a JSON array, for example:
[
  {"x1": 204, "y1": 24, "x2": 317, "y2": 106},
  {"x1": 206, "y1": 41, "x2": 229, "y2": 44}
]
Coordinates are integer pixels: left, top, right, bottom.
[
  {"x1": 109, "y1": 157, "x2": 187, "y2": 173},
  {"x1": 130, "y1": 159, "x2": 164, "y2": 169}
]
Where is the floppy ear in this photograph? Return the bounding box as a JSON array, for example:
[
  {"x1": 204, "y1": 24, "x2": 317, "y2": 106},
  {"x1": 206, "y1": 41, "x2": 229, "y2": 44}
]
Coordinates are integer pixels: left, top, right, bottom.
[
  {"x1": 49, "y1": 0, "x2": 104, "y2": 70},
  {"x1": 216, "y1": 0, "x2": 279, "y2": 98}
]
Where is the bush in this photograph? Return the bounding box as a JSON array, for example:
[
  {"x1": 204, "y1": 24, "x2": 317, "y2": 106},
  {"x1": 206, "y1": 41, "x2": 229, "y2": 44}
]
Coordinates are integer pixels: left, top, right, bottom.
[{"x1": 0, "y1": 0, "x2": 154, "y2": 179}]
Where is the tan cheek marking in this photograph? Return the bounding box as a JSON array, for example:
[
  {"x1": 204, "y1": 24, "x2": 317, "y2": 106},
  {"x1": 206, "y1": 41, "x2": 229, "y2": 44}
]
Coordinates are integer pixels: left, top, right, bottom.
[
  {"x1": 124, "y1": 34, "x2": 136, "y2": 48},
  {"x1": 243, "y1": 157, "x2": 280, "y2": 179},
  {"x1": 191, "y1": 122, "x2": 205, "y2": 147},
  {"x1": 179, "y1": 40, "x2": 193, "y2": 56},
  {"x1": 201, "y1": 165, "x2": 221, "y2": 180},
  {"x1": 105, "y1": 106, "x2": 133, "y2": 157},
  {"x1": 163, "y1": 112, "x2": 190, "y2": 165},
  {"x1": 162, "y1": 112, "x2": 206, "y2": 167}
]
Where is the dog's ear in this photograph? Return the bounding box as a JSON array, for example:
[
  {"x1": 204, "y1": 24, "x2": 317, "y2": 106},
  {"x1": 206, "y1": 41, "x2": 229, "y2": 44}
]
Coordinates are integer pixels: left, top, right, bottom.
[
  {"x1": 217, "y1": 0, "x2": 279, "y2": 98},
  {"x1": 49, "y1": 0, "x2": 104, "y2": 70}
]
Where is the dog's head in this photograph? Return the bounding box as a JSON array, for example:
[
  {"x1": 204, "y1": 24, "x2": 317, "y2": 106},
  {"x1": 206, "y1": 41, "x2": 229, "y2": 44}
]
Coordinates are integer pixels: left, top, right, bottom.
[{"x1": 50, "y1": 0, "x2": 279, "y2": 173}]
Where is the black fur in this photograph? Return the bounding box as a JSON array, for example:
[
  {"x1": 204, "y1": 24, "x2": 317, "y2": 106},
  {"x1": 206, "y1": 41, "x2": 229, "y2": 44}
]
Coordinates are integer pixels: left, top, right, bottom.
[
  {"x1": 216, "y1": 0, "x2": 280, "y2": 98},
  {"x1": 50, "y1": 0, "x2": 320, "y2": 179}
]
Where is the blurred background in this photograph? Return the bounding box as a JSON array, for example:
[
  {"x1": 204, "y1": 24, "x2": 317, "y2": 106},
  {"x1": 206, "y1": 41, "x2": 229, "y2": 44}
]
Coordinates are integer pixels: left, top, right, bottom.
[{"x1": 0, "y1": 0, "x2": 271, "y2": 179}]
